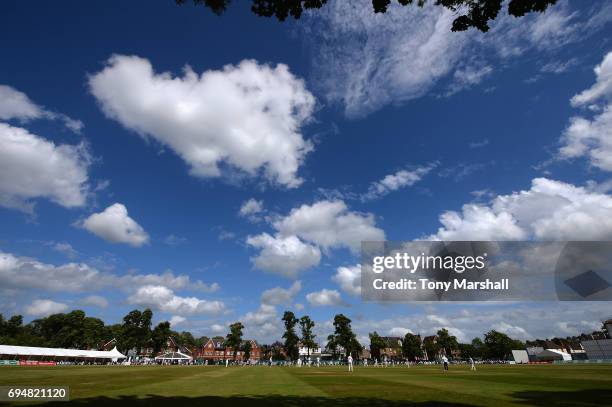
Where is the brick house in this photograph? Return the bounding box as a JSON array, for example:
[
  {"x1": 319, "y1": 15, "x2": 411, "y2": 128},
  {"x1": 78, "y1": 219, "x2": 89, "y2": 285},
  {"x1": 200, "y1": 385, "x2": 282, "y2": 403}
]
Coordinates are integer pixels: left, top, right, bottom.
[{"x1": 196, "y1": 338, "x2": 260, "y2": 362}]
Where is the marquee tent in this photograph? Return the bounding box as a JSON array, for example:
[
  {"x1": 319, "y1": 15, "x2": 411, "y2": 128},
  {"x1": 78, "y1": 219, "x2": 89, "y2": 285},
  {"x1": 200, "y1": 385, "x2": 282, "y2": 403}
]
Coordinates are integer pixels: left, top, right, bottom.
[
  {"x1": 0, "y1": 345, "x2": 126, "y2": 361},
  {"x1": 154, "y1": 351, "x2": 192, "y2": 362},
  {"x1": 535, "y1": 349, "x2": 572, "y2": 362}
]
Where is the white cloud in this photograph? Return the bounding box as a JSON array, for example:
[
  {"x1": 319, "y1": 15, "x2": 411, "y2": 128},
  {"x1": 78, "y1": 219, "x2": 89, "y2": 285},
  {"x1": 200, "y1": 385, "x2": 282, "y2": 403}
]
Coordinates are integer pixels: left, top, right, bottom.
[
  {"x1": 540, "y1": 58, "x2": 578, "y2": 74},
  {"x1": 49, "y1": 242, "x2": 78, "y2": 259},
  {"x1": 304, "y1": 0, "x2": 610, "y2": 117},
  {"x1": 0, "y1": 85, "x2": 43, "y2": 121},
  {"x1": 0, "y1": 123, "x2": 90, "y2": 212},
  {"x1": 241, "y1": 303, "x2": 282, "y2": 342},
  {"x1": 332, "y1": 264, "x2": 361, "y2": 296},
  {"x1": 210, "y1": 323, "x2": 226, "y2": 334},
  {"x1": 25, "y1": 299, "x2": 68, "y2": 317},
  {"x1": 428, "y1": 178, "x2": 612, "y2": 240},
  {"x1": 362, "y1": 164, "x2": 435, "y2": 201},
  {"x1": 239, "y1": 198, "x2": 265, "y2": 222},
  {"x1": 81, "y1": 203, "x2": 149, "y2": 247},
  {"x1": 169, "y1": 315, "x2": 187, "y2": 327},
  {"x1": 306, "y1": 289, "x2": 343, "y2": 307},
  {"x1": 274, "y1": 200, "x2": 385, "y2": 253},
  {"x1": 0, "y1": 251, "x2": 218, "y2": 294},
  {"x1": 246, "y1": 233, "x2": 321, "y2": 278},
  {"x1": 0, "y1": 85, "x2": 83, "y2": 132},
  {"x1": 164, "y1": 234, "x2": 188, "y2": 246},
  {"x1": 388, "y1": 327, "x2": 413, "y2": 337},
  {"x1": 491, "y1": 321, "x2": 530, "y2": 338},
  {"x1": 558, "y1": 52, "x2": 612, "y2": 171},
  {"x1": 89, "y1": 55, "x2": 315, "y2": 188},
  {"x1": 128, "y1": 285, "x2": 225, "y2": 315},
  {"x1": 79, "y1": 295, "x2": 109, "y2": 309},
  {"x1": 261, "y1": 280, "x2": 302, "y2": 305},
  {"x1": 247, "y1": 200, "x2": 383, "y2": 277}
]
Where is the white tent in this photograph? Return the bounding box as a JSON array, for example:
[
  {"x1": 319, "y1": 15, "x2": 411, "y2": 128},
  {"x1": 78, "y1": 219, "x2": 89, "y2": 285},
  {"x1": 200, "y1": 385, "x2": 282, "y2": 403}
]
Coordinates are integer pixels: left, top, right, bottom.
[
  {"x1": 535, "y1": 349, "x2": 572, "y2": 361},
  {"x1": 0, "y1": 345, "x2": 126, "y2": 361},
  {"x1": 511, "y1": 350, "x2": 529, "y2": 364},
  {"x1": 154, "y1": 351, "x2": 192, "y2": 362}
]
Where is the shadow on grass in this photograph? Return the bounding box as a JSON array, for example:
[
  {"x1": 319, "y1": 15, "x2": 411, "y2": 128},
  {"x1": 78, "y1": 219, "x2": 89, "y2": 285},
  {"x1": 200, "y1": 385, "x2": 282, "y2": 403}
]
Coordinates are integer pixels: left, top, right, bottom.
[
  {"x1": 38, "y1": 395, "x2": 476, "y2": 407},
  {"x1": 511, "y1": 388, "x2": 612, "y2": 406}
]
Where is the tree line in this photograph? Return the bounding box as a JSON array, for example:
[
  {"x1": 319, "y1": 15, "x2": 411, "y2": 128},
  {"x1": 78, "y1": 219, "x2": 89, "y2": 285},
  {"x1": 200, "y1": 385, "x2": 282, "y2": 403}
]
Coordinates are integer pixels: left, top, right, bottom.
[
  {"x1": 4, "y1": 308, "x2": 605, "y2": 360},
  {"x1": 0, "y1": 309, "x2": 210, "y2": 354}
]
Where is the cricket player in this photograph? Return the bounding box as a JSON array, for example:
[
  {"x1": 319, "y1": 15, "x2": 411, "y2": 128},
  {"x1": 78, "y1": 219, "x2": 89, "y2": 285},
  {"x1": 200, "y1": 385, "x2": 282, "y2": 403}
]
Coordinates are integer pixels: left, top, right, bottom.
[
  {"x1": 347, "y1": 355, "x2": 354, "y2": 372},
  {"x1": 442, "y1": 355, "x2": 449, "y2": 372},
  {"x1": 469, "y1": 357, "x2": 476, "y2": 371}
]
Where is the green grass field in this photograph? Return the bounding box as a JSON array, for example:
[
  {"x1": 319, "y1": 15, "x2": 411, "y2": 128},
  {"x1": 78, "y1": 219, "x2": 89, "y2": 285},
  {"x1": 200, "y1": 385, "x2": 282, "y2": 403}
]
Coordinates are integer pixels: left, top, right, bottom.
[{"x1": 0, "y1": 364, "x2": 611, "y2": 406}]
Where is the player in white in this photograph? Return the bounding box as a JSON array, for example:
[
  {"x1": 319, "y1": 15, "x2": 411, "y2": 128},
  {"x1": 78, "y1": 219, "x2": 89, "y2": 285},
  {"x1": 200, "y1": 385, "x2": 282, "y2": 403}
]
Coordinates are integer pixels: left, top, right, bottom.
[
  {"x1": 225, "y1": 359, "x2": 229, "y2": 368},
  {"x1": 347, "y1": 354, "x2": 354, "y2": 372},
  {"x1": 297, "y1": 358, "x2": 302, "y2": 368},
  {"x1": 363, "y1": 358, "x2": 368, "y2": 367},
  {"x1": 442, "y1": 355, "x2": 449, "y2": 372},
  {"x1": 469, "y1": 357, "x2": 476, "y2": 371},
  {"x1": 316, "y1": 357, "x2": 320, "y2": 367}
]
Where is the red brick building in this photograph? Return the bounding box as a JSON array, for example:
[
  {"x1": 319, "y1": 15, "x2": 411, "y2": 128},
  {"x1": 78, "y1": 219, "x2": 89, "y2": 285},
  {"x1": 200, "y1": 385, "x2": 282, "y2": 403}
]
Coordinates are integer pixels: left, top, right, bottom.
[{"x1": 196, "y1": 338, "x2": 261, "y2": 362}]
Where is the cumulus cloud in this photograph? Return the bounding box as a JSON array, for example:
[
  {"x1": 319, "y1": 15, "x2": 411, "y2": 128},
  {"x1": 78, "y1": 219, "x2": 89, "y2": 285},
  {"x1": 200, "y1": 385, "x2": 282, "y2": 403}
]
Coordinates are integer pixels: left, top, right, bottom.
[
  {"x1": 273, "y1": 200, "x2": 385, "y2": 253},
  {"x1": 388, "y1": 327, "x2": 413, "y2": 337},
  {"x1": 306, "y1": 289, "x2": 343, "y2": 307},
  {"x1": 559, "y1": 52, "x2": 612, "y2": 171},
  {"x1": 261, "y1": 280, "x2": 302, "y2": 305},
  {"x1": 428, "y1": 178, "x2": 612, "y2": 240},
  {"x1": 48, "y1": 242, "x2": 79, "y2": 259},
  {"x1": 332, "y1": 264, "x2": 361, "y2": 296},
  {"x1": 0, "y1": 85, "x2": 83, "y2": 132},
  {"x1": 239, "y1": 198, "x2": 265, "y2": 222},
  {"x1": 89, "y1": 55, "x2": 315, "y2": 187},
  {"x1": 362, "y1": 164, "x2": 435, "y2": 201},
  {"x1": 79, "y1": 295, "x2": 109, "y2": 309},
  {"x1": 0, "y1": 251, "x2": 218, "y2": 294},
  {"x1": 128, "y1": 285, "x2": 225, "y2": 315},
  {"x1": 169, "y1": 315, "x2": 187, "y2": 327},
  {"x1": 25, "y1": 299, "x2": 68, "y2": 317},
  {"x1": 246, "y1": 233, "x2": 321, "y2": 278},
  {"x1": 0, "y1": 85, "x2": 43, "y2": 121},
  {"x1": 247, "y1": 200, "x2": 383, "y2": 277},
  {"x1": 304, "y1": 0, "x2": 611, "y2": 117},
  {"x1": 241, "y1": 303, "x2": 282, "y2": 342},
  {"x1": 81, "y1": 203, "x2": 149, "y2": 247},
  {"x1": 0, "y1": 123, "x2": 90, "y2": 212}
]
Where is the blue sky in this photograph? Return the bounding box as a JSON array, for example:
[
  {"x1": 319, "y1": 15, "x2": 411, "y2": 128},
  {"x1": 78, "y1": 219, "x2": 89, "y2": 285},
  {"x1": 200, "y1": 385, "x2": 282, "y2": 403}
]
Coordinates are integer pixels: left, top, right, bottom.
[{"x1": 1, "y1": 0, "x2": 612, "y2": 345}]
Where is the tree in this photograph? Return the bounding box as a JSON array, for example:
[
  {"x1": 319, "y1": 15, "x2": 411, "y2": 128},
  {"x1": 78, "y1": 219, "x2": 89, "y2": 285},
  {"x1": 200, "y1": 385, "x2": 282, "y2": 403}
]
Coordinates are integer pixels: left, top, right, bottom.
[
  {"x1": 329, "y1": 314, "x2": 360, "y2": 357},
  {"x1": 271, "y1": 341, "x2": 286, "y2": 360},
  {"x1": 120, "y1": 309, "x2": 153, "y2": 354},
  {"x1": 242, "y1": 340, "x2": 252, "y2": 361},
  {"x1": 483, "y1": 330, "x2": 523, "y2": 360},
  {"x1": 369, "y1": 331, "x2": 386, "y2": 360},
  {"x1": 225, "y1": 322, "x2": 244, "y2": 360},
  {"x1": 282, "y1": 311, "x2": 299, "y2": 361},
  {"x1": 299, "y1": 315, "x2": 316, "y2": 359},
  {"x1": 423, "y1": 336, "x2": 440, "y2": 361},
  {"x1": 402, "y1": 333, "x2": 423, "y2": 361},
  {"x1": 196, "y1": 336, "x2": 210, "y2": 347},
  {"x1": 152, "y1": 321, "x2": 172, "y2": 354},
  {"x1": 436, "y1": 328, "x2": 459, "y2": 358},
  {"x1": 175, "y1": 0, "x2": 557, "y2": 33}
]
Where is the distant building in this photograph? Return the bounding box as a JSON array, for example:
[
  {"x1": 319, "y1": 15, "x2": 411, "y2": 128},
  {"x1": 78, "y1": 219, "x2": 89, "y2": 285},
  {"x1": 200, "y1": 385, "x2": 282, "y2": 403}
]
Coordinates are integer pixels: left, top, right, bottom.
[
  {"x1": 298, "y1": 342, "x2": 321, "y2": 357},
  {"x1": 195, "y1": 338, "x2": 260, "y2": 362},
  {"x1": 379, "y1": 336, "x2": 403, "y2": 359}
]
